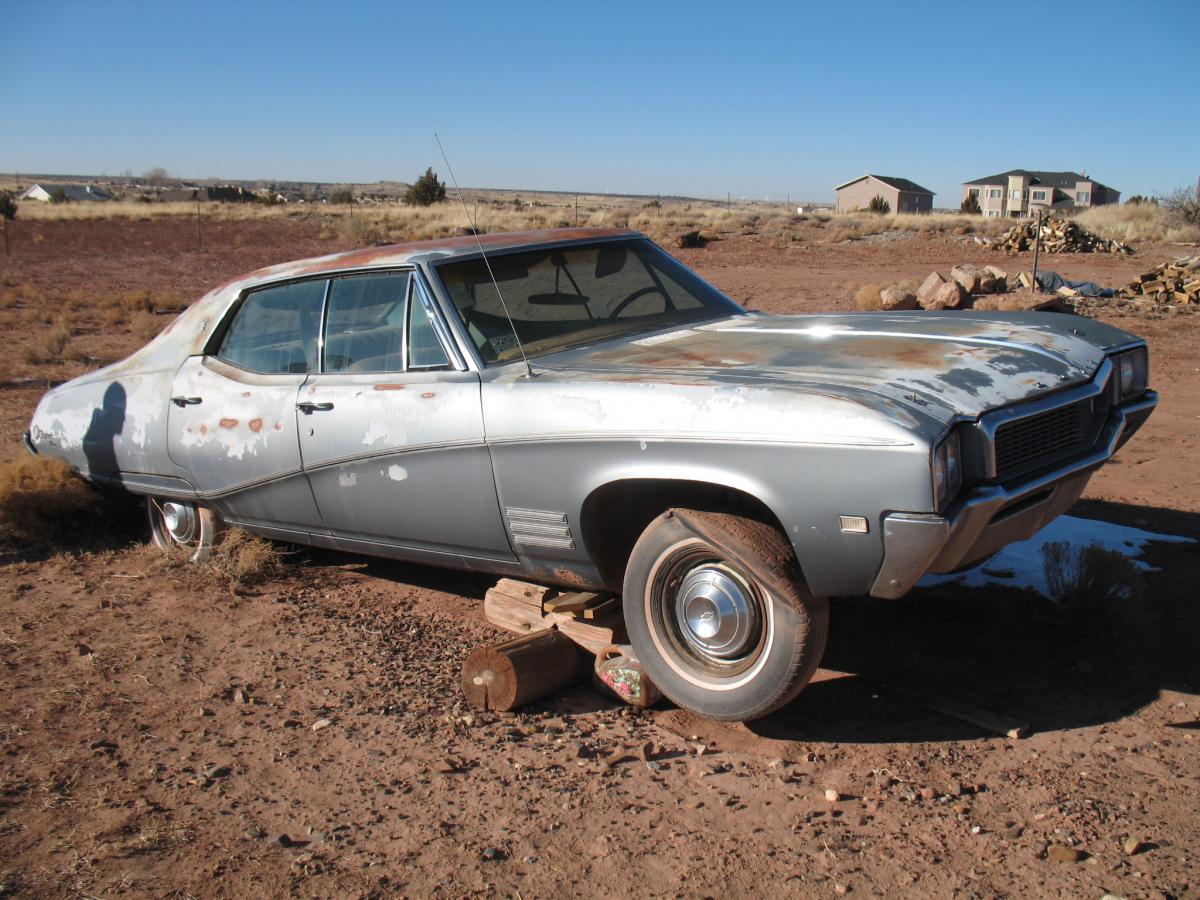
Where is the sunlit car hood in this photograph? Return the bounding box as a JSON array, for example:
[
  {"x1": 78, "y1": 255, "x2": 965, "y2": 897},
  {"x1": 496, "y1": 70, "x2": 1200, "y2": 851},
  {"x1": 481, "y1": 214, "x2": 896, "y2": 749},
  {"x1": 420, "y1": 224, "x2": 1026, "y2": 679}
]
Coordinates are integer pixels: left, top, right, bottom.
[{"x1": 536, "y1": 311, "x2": 1137, "y2": 420}]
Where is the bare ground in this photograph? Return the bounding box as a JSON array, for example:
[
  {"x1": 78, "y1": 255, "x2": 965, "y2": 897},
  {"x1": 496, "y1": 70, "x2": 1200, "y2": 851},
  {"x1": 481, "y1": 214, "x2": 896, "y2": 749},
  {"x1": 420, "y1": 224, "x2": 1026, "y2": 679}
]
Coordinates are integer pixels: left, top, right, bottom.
[{"x1": 0, "y1": 218, "x2": 1198, "y2": 898}]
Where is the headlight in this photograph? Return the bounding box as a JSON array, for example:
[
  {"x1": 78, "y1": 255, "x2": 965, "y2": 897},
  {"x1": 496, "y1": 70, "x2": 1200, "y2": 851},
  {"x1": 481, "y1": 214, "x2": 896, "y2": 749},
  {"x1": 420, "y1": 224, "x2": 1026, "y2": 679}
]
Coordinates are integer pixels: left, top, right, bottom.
[
  {"x1": 932, "y1": 430, "x2": 963, "y2": 513},
  {"x1": 1114, "y1": 347, "x2": 1148, "y2": 403}
]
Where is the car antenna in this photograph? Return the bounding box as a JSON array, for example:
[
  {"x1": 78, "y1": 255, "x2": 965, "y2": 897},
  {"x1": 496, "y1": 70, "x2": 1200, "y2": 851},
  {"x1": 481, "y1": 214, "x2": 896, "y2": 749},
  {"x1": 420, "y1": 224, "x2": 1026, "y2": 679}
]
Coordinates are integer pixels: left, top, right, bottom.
[{"x1": 435, "y1": 132, "x2": 536, "y2": 379}]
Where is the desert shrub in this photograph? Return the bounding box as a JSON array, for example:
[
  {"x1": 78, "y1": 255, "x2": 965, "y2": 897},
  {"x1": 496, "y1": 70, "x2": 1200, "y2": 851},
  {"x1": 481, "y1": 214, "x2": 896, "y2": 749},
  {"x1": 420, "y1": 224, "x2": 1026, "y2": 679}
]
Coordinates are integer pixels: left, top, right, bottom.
[
  {"x1": 1042, "y1": 540, "x2": 1145, "y2": 621},
  {"x1": 339, "y1": 214, "x2": 389, "y2": 246},
  {"x1": 867, "y1": 195, "x2": 890, "y2": 215},
  {"x1": 330, "y1": 189, "x2": 354, "y2": 205},
  {"x1": 204, "y1": 528, "x2": 283, "y2": 587},
  {"x1": 23, "y1": 321, "x2": 72, "y2": 364},
  {"x1": 405, "y1": 167, "x2": 447, "y2": 206},
  {"x1": 0, "y1": 457, "x2": 101, "y2": 548}
]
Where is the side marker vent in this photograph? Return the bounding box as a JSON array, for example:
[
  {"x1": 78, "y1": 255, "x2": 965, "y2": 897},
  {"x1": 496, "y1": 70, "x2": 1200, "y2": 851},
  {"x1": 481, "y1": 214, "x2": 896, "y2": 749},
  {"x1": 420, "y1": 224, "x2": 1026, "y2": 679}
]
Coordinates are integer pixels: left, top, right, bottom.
[{"x1": 506, "y1": 507, "x2": 575, "y2": 550}]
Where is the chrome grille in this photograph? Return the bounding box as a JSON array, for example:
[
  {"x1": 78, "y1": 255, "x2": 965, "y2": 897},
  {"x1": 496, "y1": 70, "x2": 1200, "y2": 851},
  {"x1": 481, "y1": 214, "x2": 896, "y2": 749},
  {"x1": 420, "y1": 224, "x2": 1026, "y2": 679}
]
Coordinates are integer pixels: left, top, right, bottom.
[{"x1": 993, "y1": 401, "x2": 1086, "y2": 481}]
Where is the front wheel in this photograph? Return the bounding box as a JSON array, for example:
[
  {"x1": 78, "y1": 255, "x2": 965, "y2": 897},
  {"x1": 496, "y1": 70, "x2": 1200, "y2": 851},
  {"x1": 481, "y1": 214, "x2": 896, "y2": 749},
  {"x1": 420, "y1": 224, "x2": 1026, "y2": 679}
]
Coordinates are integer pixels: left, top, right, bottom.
[
  {"x1": 622, "y1": 508, "x2": 828, "y2": 721},
  {"x1": 147, "y1": 497, "x2": 223, "y2": 562}
]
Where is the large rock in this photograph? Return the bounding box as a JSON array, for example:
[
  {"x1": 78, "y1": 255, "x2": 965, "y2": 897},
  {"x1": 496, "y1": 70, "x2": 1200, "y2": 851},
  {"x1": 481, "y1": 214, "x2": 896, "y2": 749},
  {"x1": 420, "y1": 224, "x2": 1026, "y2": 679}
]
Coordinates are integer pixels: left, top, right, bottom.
[
  {"x1": 917, "y1": 272, "x2": 947, "y2": 308},
  {"x1": 951, "y1": 264, "x2": 988, "y2": 295},
  {"x1": 971, "y1": 291, "x2": 1072, "y2": 313},
  {"x1": 925, "y1": 280, "x2": 968, "y2": 310},
  {"x1": 880, "y1": 287, "x2": 919, "y2": 311},
  {"x1": 984, "y1": 266, "x2": 1008, "y2": 293}
]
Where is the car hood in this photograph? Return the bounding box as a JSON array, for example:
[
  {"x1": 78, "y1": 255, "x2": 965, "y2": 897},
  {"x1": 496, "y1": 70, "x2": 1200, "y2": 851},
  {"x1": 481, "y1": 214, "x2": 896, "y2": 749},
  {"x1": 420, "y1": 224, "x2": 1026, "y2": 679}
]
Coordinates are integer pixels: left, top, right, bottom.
[{"x1": 539, "y1": 311, "x2": 1135, "y2": 420}]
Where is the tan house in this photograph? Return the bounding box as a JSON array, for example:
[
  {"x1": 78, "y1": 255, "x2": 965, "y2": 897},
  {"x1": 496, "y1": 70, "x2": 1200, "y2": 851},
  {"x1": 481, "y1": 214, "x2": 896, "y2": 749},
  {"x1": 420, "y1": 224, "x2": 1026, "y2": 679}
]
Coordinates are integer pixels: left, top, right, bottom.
[
  {"x1": 834, "y1": 174, "x2": 934, "y2": 213},
  {"x1": 962, "y1": 169, "x2": 1120, "y2": 218}
]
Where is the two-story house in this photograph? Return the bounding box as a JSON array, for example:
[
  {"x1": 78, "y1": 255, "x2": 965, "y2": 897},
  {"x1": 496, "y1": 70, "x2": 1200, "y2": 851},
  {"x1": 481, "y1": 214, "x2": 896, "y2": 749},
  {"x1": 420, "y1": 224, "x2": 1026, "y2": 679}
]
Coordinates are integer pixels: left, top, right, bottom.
[{"x1": 962, "y1": 170, "x2": 1120, "y2": 218}]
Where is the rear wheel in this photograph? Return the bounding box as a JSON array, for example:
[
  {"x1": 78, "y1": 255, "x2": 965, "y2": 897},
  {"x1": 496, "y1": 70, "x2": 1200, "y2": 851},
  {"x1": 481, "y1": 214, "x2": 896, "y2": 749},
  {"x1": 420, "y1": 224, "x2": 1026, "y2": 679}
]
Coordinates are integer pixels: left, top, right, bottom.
[
  {"x1": 622, "y1": 508, "x2": 828, "y2": 721},
  {"x1": 147, "y1": 497, "x2": 222, "y2": 562}
]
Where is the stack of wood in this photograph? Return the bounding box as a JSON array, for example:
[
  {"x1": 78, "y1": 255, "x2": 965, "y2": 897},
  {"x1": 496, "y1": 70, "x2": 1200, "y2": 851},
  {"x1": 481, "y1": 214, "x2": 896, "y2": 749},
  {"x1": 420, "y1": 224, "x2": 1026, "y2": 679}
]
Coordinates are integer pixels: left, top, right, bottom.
[
  {"x1": 988, "y1": 219, "x2": 1133, "y2": 255},
  {"x1": 461, "y1": 579, "x2": 636, "y2": 712},
  {"x1": 1070, "y1": 256, "x2": 1199, "y2": 319}
]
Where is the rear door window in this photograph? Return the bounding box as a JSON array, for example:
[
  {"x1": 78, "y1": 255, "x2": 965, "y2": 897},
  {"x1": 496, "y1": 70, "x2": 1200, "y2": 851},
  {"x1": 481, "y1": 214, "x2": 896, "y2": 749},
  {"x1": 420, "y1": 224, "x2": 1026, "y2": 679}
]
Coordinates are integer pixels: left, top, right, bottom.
[
  {"x1": 323, "y1": 273, "x2": 410, "y2": 373},
  {"x1": 216, "y1": 279, "x2": 327, "y2": 374}
]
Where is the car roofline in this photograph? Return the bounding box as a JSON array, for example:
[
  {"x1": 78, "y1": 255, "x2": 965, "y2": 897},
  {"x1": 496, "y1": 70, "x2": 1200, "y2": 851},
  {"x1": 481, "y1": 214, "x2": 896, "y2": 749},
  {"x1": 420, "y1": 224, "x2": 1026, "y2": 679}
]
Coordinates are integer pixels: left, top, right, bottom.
[{"x1": 234, "y1": 228, "x2": 642, "y2": 288}]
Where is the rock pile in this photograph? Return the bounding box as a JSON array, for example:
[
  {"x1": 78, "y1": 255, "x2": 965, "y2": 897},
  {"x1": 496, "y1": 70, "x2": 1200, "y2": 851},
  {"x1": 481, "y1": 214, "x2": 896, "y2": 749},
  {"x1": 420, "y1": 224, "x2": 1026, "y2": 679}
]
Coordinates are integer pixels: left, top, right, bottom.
[
  {"x1": 988, "y1": 219, "x2": 1133, "y2": 255},
  {"x1": 874, "y1": 263, "x2": 1068, "y2": 314}
]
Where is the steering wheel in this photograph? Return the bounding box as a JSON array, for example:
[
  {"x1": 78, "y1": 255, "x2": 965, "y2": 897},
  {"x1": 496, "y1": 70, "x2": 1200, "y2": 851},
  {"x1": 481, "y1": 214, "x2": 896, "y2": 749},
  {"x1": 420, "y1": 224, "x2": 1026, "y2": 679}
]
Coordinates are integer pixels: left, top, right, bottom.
[{"x1": 608, "y1": 286, "x2": 669, "y2": 319}]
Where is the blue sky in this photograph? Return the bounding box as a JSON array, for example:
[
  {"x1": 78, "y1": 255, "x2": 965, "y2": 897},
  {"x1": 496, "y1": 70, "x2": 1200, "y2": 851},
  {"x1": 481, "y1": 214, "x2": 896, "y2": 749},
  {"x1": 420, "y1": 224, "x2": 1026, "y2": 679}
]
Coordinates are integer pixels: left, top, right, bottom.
[{"x1": 3, "y1": 0, "x2": 1197, "y2": 204}]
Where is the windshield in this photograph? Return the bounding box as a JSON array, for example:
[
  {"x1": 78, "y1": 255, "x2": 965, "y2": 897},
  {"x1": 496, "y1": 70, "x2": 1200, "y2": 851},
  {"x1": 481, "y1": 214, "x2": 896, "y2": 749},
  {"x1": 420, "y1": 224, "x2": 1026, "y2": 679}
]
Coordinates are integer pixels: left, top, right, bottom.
[{"x1": 433, "y1": 238, "x2": 744, "y2": 364}]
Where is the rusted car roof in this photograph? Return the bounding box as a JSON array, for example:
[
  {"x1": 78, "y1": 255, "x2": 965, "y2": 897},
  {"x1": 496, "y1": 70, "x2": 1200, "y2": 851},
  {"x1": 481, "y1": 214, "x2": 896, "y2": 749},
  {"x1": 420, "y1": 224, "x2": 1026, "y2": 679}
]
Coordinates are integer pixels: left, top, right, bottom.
[{"x1": 238, "y1": 227, "x2": 637, "y2": 285}]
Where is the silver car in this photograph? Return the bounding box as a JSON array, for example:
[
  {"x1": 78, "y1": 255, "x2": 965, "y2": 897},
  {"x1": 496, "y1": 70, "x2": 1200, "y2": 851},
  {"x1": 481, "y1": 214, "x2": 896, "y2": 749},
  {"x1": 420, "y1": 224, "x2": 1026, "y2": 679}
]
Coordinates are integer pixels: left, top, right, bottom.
[{"x1": 26, "y1": 228, "x2": 1156, "y2": 720}]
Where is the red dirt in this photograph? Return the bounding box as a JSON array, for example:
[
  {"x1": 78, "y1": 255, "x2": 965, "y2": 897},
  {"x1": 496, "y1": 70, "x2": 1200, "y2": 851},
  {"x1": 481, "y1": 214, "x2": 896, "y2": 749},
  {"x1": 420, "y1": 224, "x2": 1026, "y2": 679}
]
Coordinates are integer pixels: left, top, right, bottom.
[{"x1": 1, "y1": 219, "x2": 1197, "y2": 898}]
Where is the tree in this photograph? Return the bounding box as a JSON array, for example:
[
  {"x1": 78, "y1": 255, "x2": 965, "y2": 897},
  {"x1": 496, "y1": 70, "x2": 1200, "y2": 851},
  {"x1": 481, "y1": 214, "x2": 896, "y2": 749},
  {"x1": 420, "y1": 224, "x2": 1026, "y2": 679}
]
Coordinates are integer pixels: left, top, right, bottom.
[
  {"x1": 144, "y1": 167, "x2": 170, "y2": 187},
  {"x1": 960, "y1": 193, "x2": 981, "y2": 214},
  {"x1": 0, "y1": 190, "x2": 16, "y2": 257},
  {"x1": 405, "y1": 167, "x2": 447, "y2": 206},
  {"x1": 1125, "y1": 195, "x2": 1157, "y2": 206},
  {"x1": 866, "y1": 194, "x2": 890, "y2": 215},
  {"x1": 1161, "y1": 186, "x2": 1200, "y2": 225},
  {"x1": 330, "y1": 188, "x2": 355, "y2": 205}
]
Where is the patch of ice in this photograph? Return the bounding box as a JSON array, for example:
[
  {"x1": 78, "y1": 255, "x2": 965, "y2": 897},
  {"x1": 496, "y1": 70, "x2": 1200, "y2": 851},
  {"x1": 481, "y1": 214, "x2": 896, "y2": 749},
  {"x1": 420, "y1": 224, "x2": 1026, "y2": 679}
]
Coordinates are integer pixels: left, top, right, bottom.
[{"x1": 919, "y1": 514, "x2": 1194, "y2": 598}]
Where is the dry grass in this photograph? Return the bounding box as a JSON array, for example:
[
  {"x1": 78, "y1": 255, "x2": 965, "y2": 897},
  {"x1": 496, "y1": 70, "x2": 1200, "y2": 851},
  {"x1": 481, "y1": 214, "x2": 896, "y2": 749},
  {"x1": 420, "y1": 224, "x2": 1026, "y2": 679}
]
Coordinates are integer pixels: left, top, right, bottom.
[
  {"x1": 204, "y1": 527, "x2": 284, "y2": 587},
  {"x1": 14, "y1": 195, "x2": 1016, "y2": 248},
  {"x1": 22, "y1": 320, "x2": 73, "y2": 364},
  {"x1": 1075, "y1": 203, "x2": 1200, "y2": 244},
  {"x1": 1042, "y1": 540, "x2": 1145, "y2": 621},
  {"x1": 0, "y1": 457, "x2": 101, "y2": 548}
]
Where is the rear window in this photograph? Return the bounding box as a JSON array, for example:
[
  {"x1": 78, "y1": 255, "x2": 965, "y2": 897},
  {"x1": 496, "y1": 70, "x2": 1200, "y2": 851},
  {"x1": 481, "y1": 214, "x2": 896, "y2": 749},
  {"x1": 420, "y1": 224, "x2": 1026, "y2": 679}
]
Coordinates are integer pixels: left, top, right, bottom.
[{"x1": 216, "y1": 279, "x2": 327, "y2": 374}]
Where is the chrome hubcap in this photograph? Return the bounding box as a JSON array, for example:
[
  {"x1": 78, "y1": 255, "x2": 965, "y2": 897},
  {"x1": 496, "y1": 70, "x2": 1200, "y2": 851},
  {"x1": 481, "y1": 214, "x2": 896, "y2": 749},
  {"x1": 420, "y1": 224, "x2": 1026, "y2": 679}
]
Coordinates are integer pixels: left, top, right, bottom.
[
  {"x1": 161, "y1": 501, "x2": 197, "y2": 544},
  {"x1": 674, "y1": 564, "x2": 760, "y2": 662}
]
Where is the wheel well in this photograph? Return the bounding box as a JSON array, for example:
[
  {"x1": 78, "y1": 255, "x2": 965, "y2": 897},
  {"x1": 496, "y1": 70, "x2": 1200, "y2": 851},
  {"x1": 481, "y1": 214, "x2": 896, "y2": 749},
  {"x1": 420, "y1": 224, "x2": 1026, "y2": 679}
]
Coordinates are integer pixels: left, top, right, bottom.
[{"x1": 579, "y1": 479, "x2": 790, "y2": 592}]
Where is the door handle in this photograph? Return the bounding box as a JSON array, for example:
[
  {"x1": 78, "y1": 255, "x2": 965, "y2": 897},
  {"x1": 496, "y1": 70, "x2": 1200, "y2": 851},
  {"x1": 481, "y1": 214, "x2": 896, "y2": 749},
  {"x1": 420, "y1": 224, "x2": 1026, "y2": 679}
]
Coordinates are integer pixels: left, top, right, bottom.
[
  {"x1": 296, "y1": 401, "x2": 335, "y2": 414},
  {"x1": 171, "y1": 395, "x2": 203, "y2": 407}
]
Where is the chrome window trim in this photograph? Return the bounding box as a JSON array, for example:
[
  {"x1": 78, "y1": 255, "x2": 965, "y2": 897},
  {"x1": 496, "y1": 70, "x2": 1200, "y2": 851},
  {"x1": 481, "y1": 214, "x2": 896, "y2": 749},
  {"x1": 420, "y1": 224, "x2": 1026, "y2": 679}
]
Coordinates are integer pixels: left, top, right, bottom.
[
  {"x1": 411, "y1": 269, "x2": 467, "y2": 372},
  {"x1": 975, "y1": 357, "x2": 1112, "y2": 479}
]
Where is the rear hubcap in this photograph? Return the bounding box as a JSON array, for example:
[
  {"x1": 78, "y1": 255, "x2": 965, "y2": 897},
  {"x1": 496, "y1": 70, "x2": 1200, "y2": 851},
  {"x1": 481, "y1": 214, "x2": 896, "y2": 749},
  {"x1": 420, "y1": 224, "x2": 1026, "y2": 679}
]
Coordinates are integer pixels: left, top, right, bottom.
[
  {"x1": 161, "y1": 501, "x2": 197, "y2": 544},
  {"x1": 674, "y1": 564, "x2": 760, "y2": 663}
]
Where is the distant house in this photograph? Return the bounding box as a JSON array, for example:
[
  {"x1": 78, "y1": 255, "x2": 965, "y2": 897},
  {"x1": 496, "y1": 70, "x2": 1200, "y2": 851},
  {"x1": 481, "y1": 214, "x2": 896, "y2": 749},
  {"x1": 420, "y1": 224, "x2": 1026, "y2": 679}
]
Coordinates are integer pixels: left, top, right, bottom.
[
  {"x1": 835, "y1": 175, "x2": 934, "y2": 213},
  {"x1": 159, "y1": 187, "x2": 205, "y2": 202},
  {"x1": 961, "y1": 170, "x2": 1120, "y2": 218},
  {"x1": 19, "y1": 183, "x2": 112, "y2": 203}
]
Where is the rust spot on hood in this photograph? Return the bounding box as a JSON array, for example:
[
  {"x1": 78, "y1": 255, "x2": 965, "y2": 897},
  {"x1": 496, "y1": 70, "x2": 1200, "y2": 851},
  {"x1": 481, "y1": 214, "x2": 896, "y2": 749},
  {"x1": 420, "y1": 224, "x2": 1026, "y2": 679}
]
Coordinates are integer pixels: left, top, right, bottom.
[
  {"x1": 420, "y1": 391, "x2": 436, "y2": 399},
  {"x1": 374, "y1": 383, "x2": 406, "y2": 391},
  {"x1": 248, "y1": 418, "x2": 263, "y2": 432},
  {"x1": 219, "y1": 418, "x2": 238, "y2": 429}
]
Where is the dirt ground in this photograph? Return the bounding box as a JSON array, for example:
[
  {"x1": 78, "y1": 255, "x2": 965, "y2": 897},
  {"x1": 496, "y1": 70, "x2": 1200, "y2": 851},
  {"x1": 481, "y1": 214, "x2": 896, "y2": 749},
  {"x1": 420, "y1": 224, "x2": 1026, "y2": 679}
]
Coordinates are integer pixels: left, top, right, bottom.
[{"x1": 0, "y1": 218, "x2": 1198, "y2": 899}]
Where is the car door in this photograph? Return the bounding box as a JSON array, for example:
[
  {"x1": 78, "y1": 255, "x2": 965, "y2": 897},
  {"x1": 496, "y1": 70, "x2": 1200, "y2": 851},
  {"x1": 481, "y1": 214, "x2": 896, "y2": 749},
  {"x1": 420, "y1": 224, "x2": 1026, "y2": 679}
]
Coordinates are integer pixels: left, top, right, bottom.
[
  {"x1": 166, "y1": 278, "x2": 328, "y2": 538},
  {"x1": 298, "y1": 270, "x2": 513, "y2": 561}
]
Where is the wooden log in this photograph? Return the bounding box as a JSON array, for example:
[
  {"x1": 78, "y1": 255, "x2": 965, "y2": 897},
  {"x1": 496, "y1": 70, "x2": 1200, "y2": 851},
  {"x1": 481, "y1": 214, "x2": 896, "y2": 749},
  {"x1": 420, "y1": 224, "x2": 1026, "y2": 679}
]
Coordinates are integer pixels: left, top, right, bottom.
[
  {"x1": 483, "y1": 579, "x2": 552, "y2": 635},
  {"x1": 461, "y1": 630, "x2": 589, "y2": 712}
]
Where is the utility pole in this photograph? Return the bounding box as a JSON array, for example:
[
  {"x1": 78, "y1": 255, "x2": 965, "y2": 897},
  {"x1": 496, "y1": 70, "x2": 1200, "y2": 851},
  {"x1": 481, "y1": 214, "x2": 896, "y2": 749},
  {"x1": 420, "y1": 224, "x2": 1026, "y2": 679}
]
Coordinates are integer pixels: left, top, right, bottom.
[
  {"x1": 1031, "y1": 209, "x2": 1044, "y2": 293},
  {"x1": 574, "y1": 194, "x2": 578, "y2": 227},
  {"x1": 727, "y1": 192, "x2": 731, "y2": 212},
  {"x1": 196, "y1": 197, "x2": 203, "y2": 251}
]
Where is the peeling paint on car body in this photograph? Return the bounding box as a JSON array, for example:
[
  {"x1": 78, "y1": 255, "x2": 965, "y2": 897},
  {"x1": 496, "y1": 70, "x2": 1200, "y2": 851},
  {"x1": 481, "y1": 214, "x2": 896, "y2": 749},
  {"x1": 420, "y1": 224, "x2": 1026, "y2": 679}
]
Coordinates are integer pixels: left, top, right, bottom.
[{"x1": 26, "y1": 229, "x2": 1155, "y2": 601}]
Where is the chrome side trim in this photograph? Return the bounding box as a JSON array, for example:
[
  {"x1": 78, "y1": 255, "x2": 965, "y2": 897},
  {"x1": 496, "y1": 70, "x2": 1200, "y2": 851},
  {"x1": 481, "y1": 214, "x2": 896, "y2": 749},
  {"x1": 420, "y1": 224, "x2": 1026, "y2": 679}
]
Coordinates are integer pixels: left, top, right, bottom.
[
  {"x1": 506, "y1": 507, "x2": 575, "y2": 550},
  {"x1": 21, "y1": 431, "x2": 37, "y2": 456}
]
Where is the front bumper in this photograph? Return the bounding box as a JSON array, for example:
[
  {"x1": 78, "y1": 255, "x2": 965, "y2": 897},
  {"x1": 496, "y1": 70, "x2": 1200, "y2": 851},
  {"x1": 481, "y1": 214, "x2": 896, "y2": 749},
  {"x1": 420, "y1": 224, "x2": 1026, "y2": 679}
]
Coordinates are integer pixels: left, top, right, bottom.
[{"x1": 869, "y1": 391, "x2": 1157, "y2": 599}]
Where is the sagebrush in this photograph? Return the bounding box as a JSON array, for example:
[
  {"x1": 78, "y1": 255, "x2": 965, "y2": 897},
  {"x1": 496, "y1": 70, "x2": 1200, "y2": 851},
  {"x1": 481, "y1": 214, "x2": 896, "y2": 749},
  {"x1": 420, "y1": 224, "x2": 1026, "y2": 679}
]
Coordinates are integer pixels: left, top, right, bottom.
[{"x1": 0, "y1": 457, "x2": 101, "y2": 547}]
